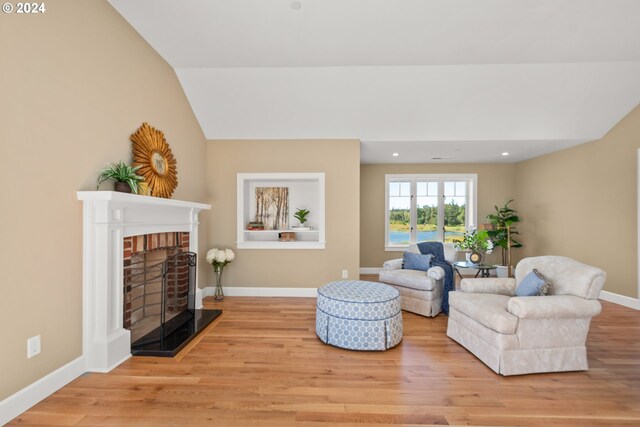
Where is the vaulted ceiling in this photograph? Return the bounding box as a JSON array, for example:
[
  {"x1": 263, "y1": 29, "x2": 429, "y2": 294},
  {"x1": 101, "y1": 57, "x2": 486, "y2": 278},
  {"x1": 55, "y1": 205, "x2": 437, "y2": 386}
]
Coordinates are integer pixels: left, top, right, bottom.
[{"x1": 108, "y1": 0, "x2": 640, "y2": 163}]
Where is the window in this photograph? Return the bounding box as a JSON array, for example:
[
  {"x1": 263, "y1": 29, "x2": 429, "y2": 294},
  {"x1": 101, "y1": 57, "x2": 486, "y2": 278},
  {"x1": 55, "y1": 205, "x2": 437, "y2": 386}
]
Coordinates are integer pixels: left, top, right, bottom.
[{"x1": 385, "y1": 174, "x2": 477, "y2": 250}]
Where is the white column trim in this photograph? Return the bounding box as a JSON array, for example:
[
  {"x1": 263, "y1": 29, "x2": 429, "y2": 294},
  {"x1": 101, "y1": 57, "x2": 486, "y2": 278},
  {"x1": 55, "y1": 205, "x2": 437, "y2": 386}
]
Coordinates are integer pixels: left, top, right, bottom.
[{"x1": 637, "y1": 149, "x2": 640, "y2": 301}]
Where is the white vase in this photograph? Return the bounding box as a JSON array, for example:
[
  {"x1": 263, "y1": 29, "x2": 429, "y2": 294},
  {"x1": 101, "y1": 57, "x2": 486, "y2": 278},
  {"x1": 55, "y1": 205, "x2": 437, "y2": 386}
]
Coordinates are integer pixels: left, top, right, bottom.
[{"x1": 214, "y1": 267, "x2": 224, "y2": 301}]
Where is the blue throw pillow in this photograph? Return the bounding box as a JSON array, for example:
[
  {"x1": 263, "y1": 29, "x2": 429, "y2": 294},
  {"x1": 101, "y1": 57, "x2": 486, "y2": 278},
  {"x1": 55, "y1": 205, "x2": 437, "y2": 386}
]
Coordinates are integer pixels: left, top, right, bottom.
[
  {"x1": 402, "y1": 252, "x2": 433, "y2": 271},
  {"x1": 515, "y1": 269, "x2": 552, "y2": 296}
]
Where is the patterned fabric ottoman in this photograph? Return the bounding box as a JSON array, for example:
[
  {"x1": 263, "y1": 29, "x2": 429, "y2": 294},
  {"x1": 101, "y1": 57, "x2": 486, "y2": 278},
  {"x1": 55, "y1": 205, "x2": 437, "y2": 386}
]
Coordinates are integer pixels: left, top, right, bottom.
[{"x1": 316, "y1": 280, "x2": 403, "y2": 351}]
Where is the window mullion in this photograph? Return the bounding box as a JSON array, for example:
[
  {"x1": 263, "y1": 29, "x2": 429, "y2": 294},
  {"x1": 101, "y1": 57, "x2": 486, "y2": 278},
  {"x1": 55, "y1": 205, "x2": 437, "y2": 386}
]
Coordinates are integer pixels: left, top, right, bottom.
[
  {"x1": 437, "y1": 180, "x2": 444, "y2": 241},
  {"x1": 465, "y1": 180, "x2": 471, "y2": 230},
  {"x1": 410, "y1": 180, "x2": 417, "y2": 244}
]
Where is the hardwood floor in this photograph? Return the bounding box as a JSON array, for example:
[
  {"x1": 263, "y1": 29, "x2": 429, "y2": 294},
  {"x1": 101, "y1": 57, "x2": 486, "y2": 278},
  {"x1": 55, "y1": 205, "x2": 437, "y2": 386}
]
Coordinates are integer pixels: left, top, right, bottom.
[{"x1": 9, "y1": 292, "x2": 640, "y2": 426}]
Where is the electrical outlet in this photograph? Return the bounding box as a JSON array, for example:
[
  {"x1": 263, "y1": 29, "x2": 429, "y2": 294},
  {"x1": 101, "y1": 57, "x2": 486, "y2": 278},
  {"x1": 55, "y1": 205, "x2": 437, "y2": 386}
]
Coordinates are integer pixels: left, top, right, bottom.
[
  {"x1": 341, "y1": 269, "x2": 348, "y2": 279},
  {"x1": 27, "y1": 335, "x2": 41, "y2": 359}
]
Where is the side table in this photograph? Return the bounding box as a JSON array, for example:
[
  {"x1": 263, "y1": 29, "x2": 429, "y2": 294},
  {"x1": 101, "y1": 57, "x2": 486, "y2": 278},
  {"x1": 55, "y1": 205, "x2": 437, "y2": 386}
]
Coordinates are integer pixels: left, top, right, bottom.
[{"x1": 453, "y1": 261, "x2": 496, "y2": 279}]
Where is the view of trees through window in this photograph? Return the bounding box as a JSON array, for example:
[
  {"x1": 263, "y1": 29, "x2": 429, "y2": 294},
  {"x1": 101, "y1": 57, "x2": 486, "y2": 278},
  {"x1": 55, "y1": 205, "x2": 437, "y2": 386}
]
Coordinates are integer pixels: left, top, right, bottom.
[{"x1": 388, "y1": 179, "x2": 469, "y2": 246}]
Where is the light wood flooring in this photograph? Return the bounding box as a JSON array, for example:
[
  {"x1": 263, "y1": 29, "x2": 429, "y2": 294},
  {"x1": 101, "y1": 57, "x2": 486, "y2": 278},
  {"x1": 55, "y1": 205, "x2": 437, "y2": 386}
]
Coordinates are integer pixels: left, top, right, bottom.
[{"x1": 9, "y1": 286, "x2": 640, "y2": 426}]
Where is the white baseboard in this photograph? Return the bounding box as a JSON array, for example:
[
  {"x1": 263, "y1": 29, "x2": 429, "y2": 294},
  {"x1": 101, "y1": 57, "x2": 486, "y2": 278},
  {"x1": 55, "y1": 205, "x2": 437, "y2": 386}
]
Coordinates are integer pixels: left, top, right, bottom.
[
  {"x1": 0, "y1": 356, "x2": 85, "y2": 426},
  {"x1": 600, "y1": 290, "x2": 640, "y2": 310},
  {"x1": 202, "y1": 286, "x2": 317, "y2": 297}
]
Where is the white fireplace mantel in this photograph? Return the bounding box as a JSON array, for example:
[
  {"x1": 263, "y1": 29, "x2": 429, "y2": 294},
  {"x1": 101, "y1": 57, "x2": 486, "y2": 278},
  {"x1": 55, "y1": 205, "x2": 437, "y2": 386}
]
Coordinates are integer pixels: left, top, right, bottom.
[{"x1": 77, "y1": 191, "x2": 211, "y2": 372}]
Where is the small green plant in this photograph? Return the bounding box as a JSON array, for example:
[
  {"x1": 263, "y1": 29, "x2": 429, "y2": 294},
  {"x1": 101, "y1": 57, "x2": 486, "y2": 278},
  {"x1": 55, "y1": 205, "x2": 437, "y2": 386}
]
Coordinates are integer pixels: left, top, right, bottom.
[
  {"x1": 96, "y1": 161, "x2": 144, "y2": 193},
  {"x1": 293, "y1": 208, "x2": 310, "y2": 225}
]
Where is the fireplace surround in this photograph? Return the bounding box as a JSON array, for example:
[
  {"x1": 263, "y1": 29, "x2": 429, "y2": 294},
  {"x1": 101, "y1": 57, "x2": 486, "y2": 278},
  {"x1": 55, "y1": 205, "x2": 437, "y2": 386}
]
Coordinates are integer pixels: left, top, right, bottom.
[{"x1": 77, "y1": 191, "x2": 211, "y2": 371}]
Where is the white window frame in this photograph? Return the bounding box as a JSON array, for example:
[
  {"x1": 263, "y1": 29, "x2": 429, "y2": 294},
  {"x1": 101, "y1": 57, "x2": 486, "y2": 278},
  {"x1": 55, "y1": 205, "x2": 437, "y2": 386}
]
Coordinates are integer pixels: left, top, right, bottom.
[{"x1": 384, "y1": 174, "x2": 478, "y2": 251}]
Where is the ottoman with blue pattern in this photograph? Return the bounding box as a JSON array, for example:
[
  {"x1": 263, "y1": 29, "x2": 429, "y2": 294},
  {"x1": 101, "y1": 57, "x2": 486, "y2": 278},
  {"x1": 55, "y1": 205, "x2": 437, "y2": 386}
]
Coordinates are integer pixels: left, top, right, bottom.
[{"x1": 316, "y1": 280, "x2": 403, "y2": 351}]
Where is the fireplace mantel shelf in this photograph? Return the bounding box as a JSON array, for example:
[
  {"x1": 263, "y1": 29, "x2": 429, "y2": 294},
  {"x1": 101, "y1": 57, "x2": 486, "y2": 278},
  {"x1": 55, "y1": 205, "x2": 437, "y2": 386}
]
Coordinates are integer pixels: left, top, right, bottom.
[{"x1": 77, "y1": 191, "x2": 211, "y2": 211}]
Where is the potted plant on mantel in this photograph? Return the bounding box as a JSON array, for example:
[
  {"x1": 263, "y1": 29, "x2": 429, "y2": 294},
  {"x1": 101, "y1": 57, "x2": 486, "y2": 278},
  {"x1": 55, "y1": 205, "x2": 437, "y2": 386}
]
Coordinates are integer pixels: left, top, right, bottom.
[
  {"x1": 292, "y1": 208, "x2": 311, "y2": 231},
  {"x1": 486, "y1": 200, "x2": 522, "y2": 277},
  {"x1": 96, "y1": 161, "x2": 144, "y2": 194}
]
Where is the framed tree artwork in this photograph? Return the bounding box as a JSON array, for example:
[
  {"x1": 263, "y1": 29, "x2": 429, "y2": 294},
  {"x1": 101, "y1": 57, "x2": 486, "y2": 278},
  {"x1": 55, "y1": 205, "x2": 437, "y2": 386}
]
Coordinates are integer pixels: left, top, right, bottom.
[{"x1": 255, "y1": 187, "x2": 289, "y2": 230}]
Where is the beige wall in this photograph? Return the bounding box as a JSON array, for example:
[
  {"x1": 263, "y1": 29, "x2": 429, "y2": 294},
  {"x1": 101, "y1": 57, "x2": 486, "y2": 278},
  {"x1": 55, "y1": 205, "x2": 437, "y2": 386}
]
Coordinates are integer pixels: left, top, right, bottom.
[
  {"x1": 205, "y1": 140, "x2": 360, "y2": 288},
  {"x1": 0, "y1": 1, "x2": 208, "y2": 400},
  {"x1": 516, "y1": 105, "x2": 640, "y2": 298},
  {"x1": 360, "y1": 164, "x2": 517, "y2": 267}
]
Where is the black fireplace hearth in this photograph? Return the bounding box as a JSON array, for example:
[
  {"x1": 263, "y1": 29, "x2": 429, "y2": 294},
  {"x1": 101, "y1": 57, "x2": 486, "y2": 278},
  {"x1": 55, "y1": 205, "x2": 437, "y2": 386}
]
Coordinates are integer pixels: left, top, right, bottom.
[{"x1": 130, "y1": 308, "x2": 220, "y2": 356}]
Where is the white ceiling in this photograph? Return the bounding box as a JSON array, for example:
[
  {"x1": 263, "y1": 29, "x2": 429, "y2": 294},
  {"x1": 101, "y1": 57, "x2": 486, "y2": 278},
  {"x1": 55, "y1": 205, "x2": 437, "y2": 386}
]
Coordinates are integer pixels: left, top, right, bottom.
[{"x1": 109, "y1": 0, "x2": 640, "y2": 163}]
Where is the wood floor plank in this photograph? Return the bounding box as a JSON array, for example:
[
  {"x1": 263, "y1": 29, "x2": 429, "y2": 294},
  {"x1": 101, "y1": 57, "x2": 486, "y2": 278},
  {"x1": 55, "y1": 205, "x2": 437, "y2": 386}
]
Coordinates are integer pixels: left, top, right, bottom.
[{"x1": 8, "y1": 292, "x2": 640, "y2": 426}]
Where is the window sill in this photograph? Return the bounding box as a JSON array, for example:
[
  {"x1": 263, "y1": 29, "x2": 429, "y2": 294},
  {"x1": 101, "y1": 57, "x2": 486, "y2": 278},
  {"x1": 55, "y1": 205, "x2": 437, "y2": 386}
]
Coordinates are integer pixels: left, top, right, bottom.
[{"x1": 385, "y1": 245, "x2": 408, "y2": 252}]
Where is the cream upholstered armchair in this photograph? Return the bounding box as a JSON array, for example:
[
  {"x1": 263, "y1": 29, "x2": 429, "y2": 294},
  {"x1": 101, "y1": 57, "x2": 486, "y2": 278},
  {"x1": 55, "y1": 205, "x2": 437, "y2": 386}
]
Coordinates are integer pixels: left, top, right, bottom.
[
  {"x1": 447, "y1": 256, "x2": 606, "y2": 376},
  {"x1": 379, "y1": 242, "x2": 457, "y2": 317}
]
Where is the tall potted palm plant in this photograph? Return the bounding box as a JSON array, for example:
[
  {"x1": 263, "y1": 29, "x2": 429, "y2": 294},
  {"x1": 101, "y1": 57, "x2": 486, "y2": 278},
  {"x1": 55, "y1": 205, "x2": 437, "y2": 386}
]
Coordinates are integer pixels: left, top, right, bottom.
[{"x1": 486, "y1": 200, "x2": 522, "y2": 277}]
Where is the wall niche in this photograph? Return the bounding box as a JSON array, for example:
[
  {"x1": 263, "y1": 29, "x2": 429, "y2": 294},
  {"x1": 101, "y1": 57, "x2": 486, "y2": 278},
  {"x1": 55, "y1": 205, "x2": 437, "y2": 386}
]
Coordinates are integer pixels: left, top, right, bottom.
[{"x1": 236, "y1": 173, "x2": 325, "y2": 249}]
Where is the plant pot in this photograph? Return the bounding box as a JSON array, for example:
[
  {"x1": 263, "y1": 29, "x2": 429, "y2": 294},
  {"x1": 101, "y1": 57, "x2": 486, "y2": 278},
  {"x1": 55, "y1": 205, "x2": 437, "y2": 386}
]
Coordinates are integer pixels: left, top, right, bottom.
[
  {"x1": 496, "y1": 265, "x2": 510, "y2": 278},
  {"x1": 114, "y1": 181, "x2": 132, "y2": 193}
]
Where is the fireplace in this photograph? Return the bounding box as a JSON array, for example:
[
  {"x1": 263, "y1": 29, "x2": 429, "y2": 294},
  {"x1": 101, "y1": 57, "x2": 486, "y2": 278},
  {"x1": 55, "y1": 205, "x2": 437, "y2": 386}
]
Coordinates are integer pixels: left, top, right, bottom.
[
  {"x1": 122, "y1": 232, "x2": 220, "y2": 356},
  {"x1": 77, "y1": 191, "x2": 213, "y2": 371},
  {"x1": 123, "y1": 232, "x2": 190, "y2": 337}
]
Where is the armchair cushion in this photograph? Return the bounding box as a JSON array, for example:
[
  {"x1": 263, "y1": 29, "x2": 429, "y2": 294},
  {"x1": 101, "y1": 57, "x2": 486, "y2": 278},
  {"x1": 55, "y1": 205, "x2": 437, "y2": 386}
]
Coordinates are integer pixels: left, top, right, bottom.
[
  {"x1": 379, "y1": 269, "x2": 439, "y2": 291},
  {"x1": 402, "y1": 252, "x2": 433, "y2": 271},
  {"x1": 449, "y1": 292, "x2": 518, "y2": 334},
  {"x1": 507, "y1": 295, "x2": 602, "y2": 319},
  {"x1": 460, "y1": 278, "x2": 517, "y2": 296},
  {"x1": 515, "y1": 269, "x2": 552, "y2": 296}
]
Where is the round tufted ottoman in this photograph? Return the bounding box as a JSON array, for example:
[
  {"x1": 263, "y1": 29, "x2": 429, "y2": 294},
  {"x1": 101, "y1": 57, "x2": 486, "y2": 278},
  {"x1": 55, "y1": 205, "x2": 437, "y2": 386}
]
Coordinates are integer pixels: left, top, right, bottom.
[{"x1": 316, "y1": 280, "x2": 403, "y2": 351}]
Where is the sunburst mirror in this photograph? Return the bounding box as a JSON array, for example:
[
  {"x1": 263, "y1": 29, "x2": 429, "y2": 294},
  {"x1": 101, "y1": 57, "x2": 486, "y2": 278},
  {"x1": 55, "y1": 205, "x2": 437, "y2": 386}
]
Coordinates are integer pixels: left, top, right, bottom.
[{"x1": 131, "y1": 122, "x2": 177, "y2": 198}]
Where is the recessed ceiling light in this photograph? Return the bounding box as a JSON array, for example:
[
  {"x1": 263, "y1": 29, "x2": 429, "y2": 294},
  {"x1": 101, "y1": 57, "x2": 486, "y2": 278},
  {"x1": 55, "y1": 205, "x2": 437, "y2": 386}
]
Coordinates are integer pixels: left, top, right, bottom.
[
  {"x1": 392, "y1": 152, "x2": 399, "y2": 157},
  {"x1": 501, "y1": 152, "x2": 510, "y2": 156},
  {"x1": 291, "y1": 1, "x2": 302, "y2": 10}
]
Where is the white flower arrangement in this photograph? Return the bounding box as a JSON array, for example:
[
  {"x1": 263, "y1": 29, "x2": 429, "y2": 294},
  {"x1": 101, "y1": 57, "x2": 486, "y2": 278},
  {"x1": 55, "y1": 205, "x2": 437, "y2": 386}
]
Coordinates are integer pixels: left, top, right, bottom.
[
  {"x1": 206, "y1": 248, "x2": 235, "y2": 271},
  {"x1": 485, "y1": 239, "x2": 494, "y2": 254}
]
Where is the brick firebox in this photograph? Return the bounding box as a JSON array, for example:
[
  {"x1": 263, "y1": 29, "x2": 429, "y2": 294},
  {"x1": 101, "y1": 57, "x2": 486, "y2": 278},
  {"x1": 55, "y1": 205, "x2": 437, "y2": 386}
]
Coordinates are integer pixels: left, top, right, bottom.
[{"x1": 122, "y1": 232, "x2": 190, "y2": 337}]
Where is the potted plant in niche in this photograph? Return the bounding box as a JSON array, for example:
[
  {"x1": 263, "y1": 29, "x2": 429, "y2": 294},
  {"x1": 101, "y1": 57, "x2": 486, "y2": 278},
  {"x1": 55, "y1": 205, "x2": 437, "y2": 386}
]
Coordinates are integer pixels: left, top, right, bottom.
[
  {"x1": 96, "y1": 161, "x2": 144, "y2": 194},
  {"x1": 454, "y1": 228, "x2": 493, "y2": 264},
  {"x1": 485, "y1": 200, "x2": 522, "y2": 277},
  {"x1": 292, "y1": 208, "x2": 311, "y2": 230}
]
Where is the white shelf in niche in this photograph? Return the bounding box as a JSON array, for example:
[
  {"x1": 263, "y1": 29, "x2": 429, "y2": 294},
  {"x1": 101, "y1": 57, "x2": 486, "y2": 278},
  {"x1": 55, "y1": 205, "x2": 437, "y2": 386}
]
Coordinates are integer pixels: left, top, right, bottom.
[
  {"x1": 237, "y1": 173, "x2": 326, "y2": 250},
  {"x1": 244, "y1": 230, "x2": 319, "y2": 233}
]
